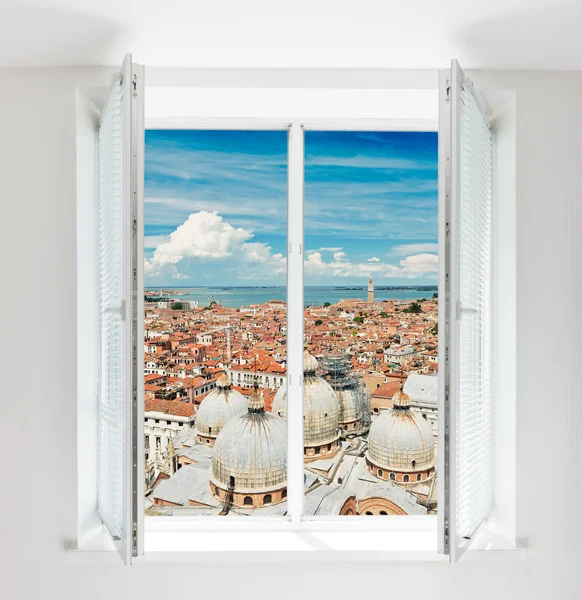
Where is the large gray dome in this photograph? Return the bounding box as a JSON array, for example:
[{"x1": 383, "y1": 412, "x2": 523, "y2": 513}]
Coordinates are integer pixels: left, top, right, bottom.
[
  {"x1": 196, "y1": 377, "x2": 247, "y2": 439},
  {"x1": 367, "y1": 406, "x2": 435, "y2": 472},
  {"x1": 211, "y1": 410, "x2": 287, "y2": 494},
  {"x1": 303, "y1": 352, "x2": 340, "y2": 448}
]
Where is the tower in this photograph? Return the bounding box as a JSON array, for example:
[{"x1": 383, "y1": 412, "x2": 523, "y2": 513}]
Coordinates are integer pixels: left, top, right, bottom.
[{"x1": 368, "y1": 276, "x2": 374, "y2": 303}]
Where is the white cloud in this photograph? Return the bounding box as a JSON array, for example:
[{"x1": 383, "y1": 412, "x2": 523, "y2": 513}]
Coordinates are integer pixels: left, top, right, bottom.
[
  {"x1": 145, "y1": 210, "x2": 287, "y2": 281},
  {"x1": 144, "y1": 235, "x2": 170, "y2": 249},
  {"x1": 319, "y1": 247, "x2": 343, "y2": 252},
  {"x1": 399, "y1": 253, "x2": 439, "y2": 276},
  {"x1": 393, "y1": 243, "x2": 439, "y2": 255},
  {"x1": 144, "y1": 211, "x2": 252, "y2": 277},
  {"x1": 304, "y1": 250, "x2": 438, "y2": 281}
]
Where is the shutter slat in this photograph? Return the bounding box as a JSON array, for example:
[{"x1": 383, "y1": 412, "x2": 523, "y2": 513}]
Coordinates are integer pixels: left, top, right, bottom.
[
  {"x1": 97, "y1": 73, "x2": 125, "y2": 541},
  {"x1": 456, "y1": 82, "x2": 494, "y2": 541}
]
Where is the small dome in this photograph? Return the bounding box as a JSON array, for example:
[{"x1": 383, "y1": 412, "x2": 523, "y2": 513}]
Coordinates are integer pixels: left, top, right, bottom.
[
  {"x1": 337, "y1": 388, "x2": 362, "y2": 425},
  {"x1": 211, "y1": 405, "x2": 287, "y2": 495},
  {"x1": 216, "y1": 373, "x2": 232, "y2": 388},
  {"x1": 272, "y1": 383, "x2": 287, "y2": 418},
  {"x1": 303, "y1": 351, "x2": 319, "y2": 374},
  {"x1": 196, "y1": 384, "x2": 247, "y2": 439},
  {"x1": 272, "y1": 353, "x2": 340, "y2": 449},
  {"x1": 304, "y1": 369, "x2": 340, "y2": 449},
  {"x1": 392, "y1": 383, "x2": 410, "y2": 409},
  {"x1": 367, "y1": 407, "x2": 435, "y2": 473}
]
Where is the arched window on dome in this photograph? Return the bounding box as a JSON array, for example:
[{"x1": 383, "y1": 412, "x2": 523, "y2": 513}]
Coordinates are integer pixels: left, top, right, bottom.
[
  {"x1": 380, "y1": 511, "x2": 388, "y2": 515},
  {"x1": 390, "y1": 473, "x2": 396, "y2": 481},
  {"x1": 412, "y1": 460, "x2": 416, "y2": 469},
  {"x1": 244, "y1": 496, "x2": 253, "y2": 506},
  {"x1": 263, "y1": 494, "x2": 272, "y2": 505},
  {"x1": 378, "y1": 469, "x2": 383, "y2": 478},
  {"x1": 365, "y1": 511, "x2": 373, "y2": 515},
  {"x1": 417, "y1": 474, "x2": 422, "y2": 481},
  {"x1": 282, "y1": 489, "x2": 287, "y2": 499},
  {"x1": 403, "y1": 475, "x2": 410, "y2": 483}
]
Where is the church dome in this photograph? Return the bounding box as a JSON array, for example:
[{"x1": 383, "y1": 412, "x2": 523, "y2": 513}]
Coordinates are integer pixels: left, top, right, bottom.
[
  {"x1": 195, "y1": 374, "x2": 247, "y2": 441},
  {"x1": 367, "y1": 383, "x2": 435, "y2": 474},
  {"x1": 272, "y1": 383, "x2": 287, "y2": 418},
  {"x1": 337, "y1": 388, "x2": 362, "y2": 425},
  {"x1": 303, "y1": 351, "x2": 340, "y2": 449},
  {"x1": 211, "y1": 386, "x2": 287, "y2": 497}
]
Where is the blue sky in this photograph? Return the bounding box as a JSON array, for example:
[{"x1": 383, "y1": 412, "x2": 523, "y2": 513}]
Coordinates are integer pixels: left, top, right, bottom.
[{"x1": 144, "y1": 129, "x2": 438, "y2": 286}]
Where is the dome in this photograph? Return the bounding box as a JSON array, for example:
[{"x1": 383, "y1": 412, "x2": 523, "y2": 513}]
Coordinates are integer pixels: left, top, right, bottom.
[
  {"x1": 211, "y1": 387, "x2": 287, "y2": 495},
  {"x1": 195, "y1": 379, "x2": 247, "y2": 440},
  {"x1": 303, "y1": 351, "x2": 319, "y2": 374},
  {"x1": 367, "y1": 406, "x2": 435, "y2": 473},
  {"x1": 303, "y1": 352, "x2": 340, "y2": 448},
  {"x1": 392, "y1": 385, "x2": 411, "y2": 409},
  {"x1": 272, "y1": 383, "x2": 287, "y2": 418},
  {"x1": 337, "y1": 388, "x2": 362, "y2": 425}
]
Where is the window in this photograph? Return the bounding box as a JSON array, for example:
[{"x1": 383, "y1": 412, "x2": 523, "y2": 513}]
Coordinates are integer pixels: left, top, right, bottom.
[
  {"x1": 144, "y1": 128, "x2": 288, "y2": 517},
  {"x1": 302, "y1": 130, "x2": 438, "y2": 516},
  {"x1": 81, "y1": 57, "x2": 513, "y2": 564}
]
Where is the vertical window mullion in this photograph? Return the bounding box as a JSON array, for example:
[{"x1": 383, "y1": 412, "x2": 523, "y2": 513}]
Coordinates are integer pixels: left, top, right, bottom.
[{"x1": 287, "y1": 123, "x2": 305, "y2": 523}]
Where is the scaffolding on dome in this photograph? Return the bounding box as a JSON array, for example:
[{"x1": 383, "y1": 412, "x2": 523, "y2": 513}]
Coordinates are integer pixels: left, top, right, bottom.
[{"x1": 322, "y1": 353, "x2": 371, "y2": 437}]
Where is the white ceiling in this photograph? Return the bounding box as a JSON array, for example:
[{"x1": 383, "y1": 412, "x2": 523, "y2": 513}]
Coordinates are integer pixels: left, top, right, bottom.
[{"x1": 2, "y1": 0, "x2": 582, "y2": 70}]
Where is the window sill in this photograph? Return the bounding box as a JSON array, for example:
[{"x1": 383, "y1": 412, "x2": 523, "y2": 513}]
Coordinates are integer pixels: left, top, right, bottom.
[{"x1": 69, "y1": 528, "x2": 526, "y2": 564}]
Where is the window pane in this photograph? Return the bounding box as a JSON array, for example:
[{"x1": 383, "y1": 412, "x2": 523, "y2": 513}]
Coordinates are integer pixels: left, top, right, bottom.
[
  {"x1": 143, "y1": 130, "x2": 288, "y2": 516},
  {"x1": 302, "y1": 131, "x2": 439, "y2": 516}
]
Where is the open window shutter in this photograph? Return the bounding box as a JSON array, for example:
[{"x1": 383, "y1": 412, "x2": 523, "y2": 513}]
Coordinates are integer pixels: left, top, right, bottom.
[
  {"x1": 440, "y1": 60, "x2": 494, "y2": 562},
  {"x1": 97, "y1": 54, "x2": 144, "y2": 564}
]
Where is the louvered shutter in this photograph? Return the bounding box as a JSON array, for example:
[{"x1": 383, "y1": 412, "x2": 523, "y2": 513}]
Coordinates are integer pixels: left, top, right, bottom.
[
  {"x1": 97, "y1": 54, "x2": 143, "y2": 564},
  {"x1": 441, "y1": 60, "x2": 494, "y2": 562}
]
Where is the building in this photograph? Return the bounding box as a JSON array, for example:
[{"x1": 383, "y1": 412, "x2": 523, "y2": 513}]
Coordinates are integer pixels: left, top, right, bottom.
[
  {"x1": 404, "y1": 373, "x2": 439, "y2": 441},
  {"x1": 367, "y1": 276, "x2": 374, "y2": 303},
  {"x1": 322, "y1": 353, "x2": 370, "y2": 437},
  {"x1": 144, "y1": 398, "x2": 195, "y2": 461},
  {"x1": 371, "y1": 378, "x2": 402, "y2": 413}
]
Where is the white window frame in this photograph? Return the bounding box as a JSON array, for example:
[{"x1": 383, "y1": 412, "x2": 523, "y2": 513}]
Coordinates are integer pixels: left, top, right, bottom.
[
  {"x1": 72, "y1": 70, "x2": 521, "y2": 564},
  {"x1": 140, "y1": 117, "x2": 442, "y2": 554}
]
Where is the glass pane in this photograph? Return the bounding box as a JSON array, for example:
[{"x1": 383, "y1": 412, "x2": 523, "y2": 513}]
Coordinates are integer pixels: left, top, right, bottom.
[
  {"x1": 302, "y1": 131, "x2": 439, "y2": 516},
  {"x1": 143, "y1": 130, "x2": 288, "y2": 517}
]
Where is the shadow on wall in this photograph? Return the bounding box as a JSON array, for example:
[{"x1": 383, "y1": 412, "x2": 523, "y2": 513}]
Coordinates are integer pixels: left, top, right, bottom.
[
  {"x1": 0, "y1": 2, "x2": 128, "y2": 67},
  {"x1": 453, "y1": 4, "x2": 582, "y2": 70}
]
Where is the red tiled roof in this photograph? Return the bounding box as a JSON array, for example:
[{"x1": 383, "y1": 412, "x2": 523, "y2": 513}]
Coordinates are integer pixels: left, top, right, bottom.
[
  {"x1": 144, "y1": 398, "x2": 195, "y2": 417},
  {"x1": 372, "y1": 380, "x2": 401, "y2": 398}
]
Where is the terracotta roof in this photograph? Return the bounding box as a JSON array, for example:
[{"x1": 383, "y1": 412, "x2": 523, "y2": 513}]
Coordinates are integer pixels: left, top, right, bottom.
[
  {"x1": 144, "y1": 398, "x2": 195, "y2": 417},
  {"x1": 372, "y1": 380, "x2": 401, "y2": 398}
]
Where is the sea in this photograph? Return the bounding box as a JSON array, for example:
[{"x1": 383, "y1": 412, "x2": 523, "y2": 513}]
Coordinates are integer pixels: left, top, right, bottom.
[{"x1": 145, "y1": 286, "x2": 437, "y2": 309}]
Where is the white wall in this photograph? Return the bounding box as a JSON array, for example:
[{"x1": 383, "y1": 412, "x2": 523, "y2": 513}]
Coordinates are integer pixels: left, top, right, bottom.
[{"x1": 1, "y1": 68, "x2": 581, "y2": 600}]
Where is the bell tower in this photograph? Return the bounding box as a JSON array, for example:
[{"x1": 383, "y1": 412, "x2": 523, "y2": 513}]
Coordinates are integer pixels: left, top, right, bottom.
[{"x1": 367, "y1": 276, "x2": 374, "y2": 303}]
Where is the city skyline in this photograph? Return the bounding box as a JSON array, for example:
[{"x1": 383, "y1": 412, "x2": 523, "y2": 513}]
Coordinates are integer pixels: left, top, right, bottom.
[{"x1": 145, "y1": 130, "x2": 438, "y2": 287}]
